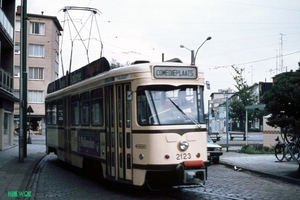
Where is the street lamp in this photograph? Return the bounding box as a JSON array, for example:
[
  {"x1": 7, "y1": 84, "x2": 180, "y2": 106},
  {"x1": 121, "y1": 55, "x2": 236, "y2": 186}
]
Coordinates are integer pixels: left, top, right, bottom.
[
  {"x1": 179, "y1": 45, "x2": 195, "y2": 65},
  {"x1": 180, "y1": 36, "x2": 212, "y2": 65}
]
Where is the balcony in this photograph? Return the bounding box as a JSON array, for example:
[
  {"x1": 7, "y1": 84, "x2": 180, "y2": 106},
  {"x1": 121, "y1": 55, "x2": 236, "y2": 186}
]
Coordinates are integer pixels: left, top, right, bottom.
[
  {"x1": 0, "y1": 8, "x2": 13, "y2": 41},
  {"x1": 0, "y1": 68, "x2": 13, "y2": 93}
]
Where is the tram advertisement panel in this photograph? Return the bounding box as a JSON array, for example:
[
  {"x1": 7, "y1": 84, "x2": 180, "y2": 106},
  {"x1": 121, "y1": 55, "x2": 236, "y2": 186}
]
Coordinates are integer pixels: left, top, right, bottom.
[{"x1": 78, "y1": 130, "x2": 100, "y2": 156}]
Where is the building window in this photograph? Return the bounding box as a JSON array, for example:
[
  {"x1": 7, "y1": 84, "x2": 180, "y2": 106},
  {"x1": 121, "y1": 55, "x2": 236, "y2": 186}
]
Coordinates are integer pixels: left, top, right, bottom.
[
  {"x1": 15, "y1": 20, "x2": 21, "y2": 31},
  {"x1": 55, "y1": 51, "x2": 59, "y2": 63},
  {"x1": 14, "y1": 65, "x2": 20, "y2": 77},
  {"x1": 28, "y1": 67, "x2": 44, "y2": 80},
  {"x1": 13, "y1": 90, "x2": 20, "y2": 99},
  {"x1": 15, "y1": 43, "x2": 20, "y2": 54},
  {"x1": 29, "y1": 44, "x2": 45, "y2": 57},
  {"x1": 28, "y1": 90, "x2": 44, "y2": 103},
  {"x1": 55, "y1": 30, "x2": 59, "y2": 43},
  {"x1": 30, "y1": 22, "x2": 45, "y2": 35},
  {"x1": 55, "y1": 72, "x2": 59, "y2": 80}
]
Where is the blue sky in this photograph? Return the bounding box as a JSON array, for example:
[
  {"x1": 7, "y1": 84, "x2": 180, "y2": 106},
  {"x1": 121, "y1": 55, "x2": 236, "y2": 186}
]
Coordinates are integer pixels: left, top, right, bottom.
[{"x1": 17, "y1": 0, "x2": 300, "y2": 102}]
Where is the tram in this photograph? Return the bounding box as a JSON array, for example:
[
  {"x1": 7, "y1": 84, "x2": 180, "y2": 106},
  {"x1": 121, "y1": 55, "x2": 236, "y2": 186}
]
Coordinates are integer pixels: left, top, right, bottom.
[{"x1": 45, "y1": 57, "x2": 208, "y2": 189}]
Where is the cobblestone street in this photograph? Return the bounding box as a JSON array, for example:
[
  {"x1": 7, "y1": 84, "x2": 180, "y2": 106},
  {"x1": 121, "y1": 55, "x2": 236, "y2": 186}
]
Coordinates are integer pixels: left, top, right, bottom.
[{"x1": 30, "y1": 153, "x2": 300, "y2": 200}]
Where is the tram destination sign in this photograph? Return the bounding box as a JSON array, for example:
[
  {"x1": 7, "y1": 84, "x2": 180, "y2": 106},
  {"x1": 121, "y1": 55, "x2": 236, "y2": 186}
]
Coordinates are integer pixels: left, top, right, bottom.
[{"x1": 153, "y1": 66, "x2": 197, "y2": 79}]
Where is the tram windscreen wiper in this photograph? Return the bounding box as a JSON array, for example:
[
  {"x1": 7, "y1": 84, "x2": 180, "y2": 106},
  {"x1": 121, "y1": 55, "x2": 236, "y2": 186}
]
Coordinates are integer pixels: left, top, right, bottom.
[{"x1": 168, "y1": 98, "x2": 201, "y2": 129}]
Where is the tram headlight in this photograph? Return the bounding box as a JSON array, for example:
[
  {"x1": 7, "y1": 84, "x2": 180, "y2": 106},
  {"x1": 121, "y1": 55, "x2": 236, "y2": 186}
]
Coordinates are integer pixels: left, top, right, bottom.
[{"x1": 178, "y1": 140, "x2": 189, "y2": 151}]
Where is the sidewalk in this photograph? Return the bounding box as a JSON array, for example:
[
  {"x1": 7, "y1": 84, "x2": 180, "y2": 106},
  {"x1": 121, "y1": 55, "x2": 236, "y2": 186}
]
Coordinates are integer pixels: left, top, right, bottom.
[
  {"x1": 214, "y1": 132, "x2": 300, "y2": 184},
  {"x1": 0, "y1": 135, "x2": 46, "y2": 200},
  {"x1": 220, "y1": 151, "x2": 300, "y2": 184},
  {"x1": 217, "y1": 132, "x2": 300, "y2": 185}
]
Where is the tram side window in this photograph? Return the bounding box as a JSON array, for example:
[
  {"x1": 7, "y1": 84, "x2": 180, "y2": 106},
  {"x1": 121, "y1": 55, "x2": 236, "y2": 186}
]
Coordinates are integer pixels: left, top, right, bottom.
[
  {"x1": 81, "y1": 92, "x2": 90, "y2": 126},
  {"x1": 137, "y1": 92, "x2": 151, "y2": 125},
  {"x1": 91, "y1": 88, "x2": 103, "y2": 126},
  {"x1": 57, "y1": 99, "x2": 63, "y2": 125},
  {"x1": 46, "y1": 103, "x2": 52, "y2": 125},
  {"x1": 51, "y1": 103, "x2": 57, "y2": 125},
  {"x1": 71, "y1": 95, "x2": 80, "y2": 126},
  {"x1": 117, "y1": 85, "x2": 123, "y2": 127},
  {"x1": 125, "y1": 85, "x2": 131, "y2": 128}
]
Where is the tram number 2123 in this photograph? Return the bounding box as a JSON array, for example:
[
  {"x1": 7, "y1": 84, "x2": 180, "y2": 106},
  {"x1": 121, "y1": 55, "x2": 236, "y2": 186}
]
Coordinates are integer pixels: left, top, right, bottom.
[{"x1": 176, "y1": 153, "x2": 192, "y2": 160}]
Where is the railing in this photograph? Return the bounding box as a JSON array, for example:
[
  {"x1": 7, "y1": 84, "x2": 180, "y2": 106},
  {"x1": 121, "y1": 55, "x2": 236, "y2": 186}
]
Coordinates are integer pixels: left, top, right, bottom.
[
  {"x1": 0, "y1": 8, "x2": 13, "y2": 40},
  {"x1": 0, "y1": 68, "x2": 13, "y2": 93}
]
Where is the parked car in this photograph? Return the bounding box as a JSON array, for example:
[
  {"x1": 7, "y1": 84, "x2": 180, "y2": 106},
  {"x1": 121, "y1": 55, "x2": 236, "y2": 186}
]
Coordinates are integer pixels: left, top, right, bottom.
[{"x1": 207, "y1": 134, "x2": 223, "y2": 164}]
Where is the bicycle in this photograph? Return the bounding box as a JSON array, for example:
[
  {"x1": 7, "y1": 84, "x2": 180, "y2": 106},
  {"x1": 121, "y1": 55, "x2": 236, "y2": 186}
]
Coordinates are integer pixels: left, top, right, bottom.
[
  {"x1": 274, "y1": 136, "x2": 300, "y2": 162},
  {"x1": 274, "y1": 136, "x2": 286, "y2": 161},
  {"x1": 285, "y1": 142, "x2": 300, "y2": 161}
]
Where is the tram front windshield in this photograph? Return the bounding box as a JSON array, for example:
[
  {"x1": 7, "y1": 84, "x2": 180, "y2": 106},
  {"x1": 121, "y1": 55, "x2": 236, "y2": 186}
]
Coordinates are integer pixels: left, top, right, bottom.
[{"x1": 137, "y1": 85, "x2": 205, "y2": 125}]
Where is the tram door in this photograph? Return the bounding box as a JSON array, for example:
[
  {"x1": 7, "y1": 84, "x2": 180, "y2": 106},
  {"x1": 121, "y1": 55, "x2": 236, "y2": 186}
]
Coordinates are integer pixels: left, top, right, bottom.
[
  {"x1": 63, "y1": 97, "x2": 71, "y2": 163},
  {"x1": 116, "y1": 84, "x2": 132, "y2": 181},
  {"x1": 105, "y1": 86, "x2": 115, "y2": 178},
  {"x1": 105, "y1": 84, "x2": 132, "y2": 181}
]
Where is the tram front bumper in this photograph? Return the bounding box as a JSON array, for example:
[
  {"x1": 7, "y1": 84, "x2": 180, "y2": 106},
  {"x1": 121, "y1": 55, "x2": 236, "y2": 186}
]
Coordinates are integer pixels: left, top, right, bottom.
[{"x1": 177, "y1": 160, "x2": 208, "y2": 185}]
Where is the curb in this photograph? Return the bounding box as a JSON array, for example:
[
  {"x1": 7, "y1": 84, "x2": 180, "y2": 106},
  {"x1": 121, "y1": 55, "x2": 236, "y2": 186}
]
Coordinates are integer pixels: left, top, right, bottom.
[
  {"x1": 26, "y1": 154, "x2": 49, "y2": 200},
  {"x1": 220, "y1": 161, "x2": 300, "y2": 185}
]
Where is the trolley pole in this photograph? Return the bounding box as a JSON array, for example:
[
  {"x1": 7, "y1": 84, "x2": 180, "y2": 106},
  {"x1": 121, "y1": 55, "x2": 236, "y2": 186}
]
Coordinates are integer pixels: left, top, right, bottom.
[{"x1": 19, "y1": 0, "x2": 28, "y2": 162}]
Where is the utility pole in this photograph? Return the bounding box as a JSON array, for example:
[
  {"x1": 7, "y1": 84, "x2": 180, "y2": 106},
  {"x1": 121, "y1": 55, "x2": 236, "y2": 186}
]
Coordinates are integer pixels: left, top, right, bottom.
[
  {"x1": 279, "y1": 33, "x2": 285, "y2": 73},
  {"x1": 19, "y1": 0, "x2": 28, "y2": 162},
  {"x1": 275, "y1": 49, "x2": 278, "y2": 75}
]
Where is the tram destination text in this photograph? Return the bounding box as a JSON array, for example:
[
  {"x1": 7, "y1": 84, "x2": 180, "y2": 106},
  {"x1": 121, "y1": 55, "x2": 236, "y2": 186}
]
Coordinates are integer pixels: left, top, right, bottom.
[{"x1": 154, "y1": 66, "x2": 197, "y2": 79}]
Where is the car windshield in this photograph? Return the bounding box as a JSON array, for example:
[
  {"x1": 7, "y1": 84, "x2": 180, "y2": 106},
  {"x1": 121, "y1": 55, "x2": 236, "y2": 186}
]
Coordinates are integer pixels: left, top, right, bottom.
[{"x1": 137, "y1": 85, "x2": 205, "y2": 125}]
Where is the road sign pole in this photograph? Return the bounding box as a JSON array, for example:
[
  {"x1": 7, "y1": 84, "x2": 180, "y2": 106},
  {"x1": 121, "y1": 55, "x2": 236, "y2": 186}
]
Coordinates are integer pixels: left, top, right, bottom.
[{"x1": 226, "y1": 97, "x2": 229, "y2": 152}]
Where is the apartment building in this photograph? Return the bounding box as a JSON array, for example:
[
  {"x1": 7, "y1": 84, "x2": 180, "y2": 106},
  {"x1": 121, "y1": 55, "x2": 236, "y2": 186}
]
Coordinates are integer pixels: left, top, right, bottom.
[
  {"x1": 14, "y1": 6, "x2": 63, "y2": 135},
  {"x1": 0, "y1": 0, "x2": 17, "y2": 150}
]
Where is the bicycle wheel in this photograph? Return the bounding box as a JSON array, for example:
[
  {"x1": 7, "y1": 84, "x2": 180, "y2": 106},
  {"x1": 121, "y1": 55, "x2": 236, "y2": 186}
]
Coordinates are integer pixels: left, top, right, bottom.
[
  {"x1": 289, "y1": 144, "x2": 300, "y2": 161},
  {"x1": 275, "y1": 145, "x2": 285, "y2": 161},
  {"x1": 285, "y1": 151, "x2": 292, "y2": 161}
]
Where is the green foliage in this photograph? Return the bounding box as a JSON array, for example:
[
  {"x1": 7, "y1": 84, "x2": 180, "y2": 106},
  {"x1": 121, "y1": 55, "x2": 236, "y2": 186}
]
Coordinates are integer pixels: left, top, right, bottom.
[
  {"x1": 262, "y1": 68, "x2": 300, "y2": 130},
  {"x1": 110, "y1": 59, "x2": 130, "y2": 69},
  {"x1": 239, "y1": 145, "x2": 274, "y2": 154},
  {"x1": 229, "y1": 65, "x2": 259, "y2": 131}
]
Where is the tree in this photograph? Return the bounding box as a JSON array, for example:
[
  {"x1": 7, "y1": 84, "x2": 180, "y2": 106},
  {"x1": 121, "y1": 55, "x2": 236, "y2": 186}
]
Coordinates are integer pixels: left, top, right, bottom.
[
  {"x1": 262, "y1": 68, "x2": 300, "y2": 173},
  {"x1": 229, "y1": 65, "x2": 258, "y2": 131},
  {"x1": 110, "y1": 59, "x2": 130, "y2": 69},
  {"x1": 262, "y1": 68, "x2": 300, "y2": 130}
]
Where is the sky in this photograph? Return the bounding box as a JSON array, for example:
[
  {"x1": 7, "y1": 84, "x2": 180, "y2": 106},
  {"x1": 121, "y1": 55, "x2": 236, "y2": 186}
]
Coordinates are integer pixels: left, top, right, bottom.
[{"x1": 17, "y1": 0, "x2": 300, "y2": 104}]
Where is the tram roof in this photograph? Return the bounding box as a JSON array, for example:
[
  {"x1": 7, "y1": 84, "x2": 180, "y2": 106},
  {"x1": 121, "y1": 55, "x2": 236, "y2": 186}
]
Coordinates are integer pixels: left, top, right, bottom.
[{"x1": 47, "y1": 57, "x2": 204, "y2": 95}]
